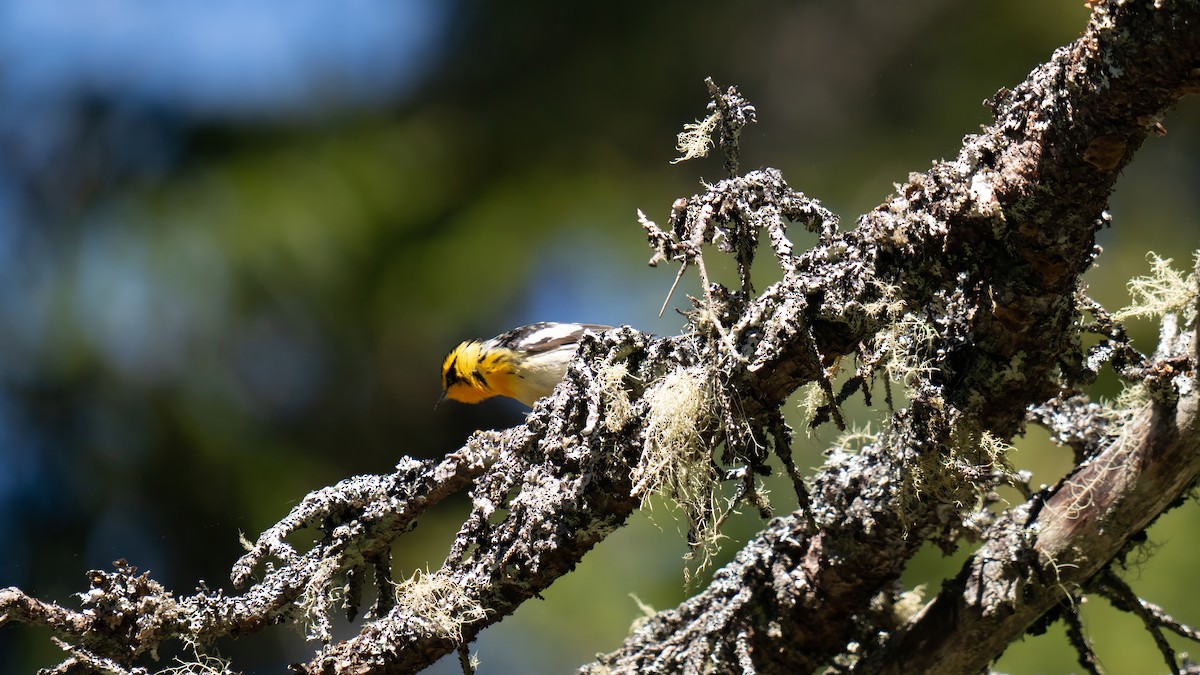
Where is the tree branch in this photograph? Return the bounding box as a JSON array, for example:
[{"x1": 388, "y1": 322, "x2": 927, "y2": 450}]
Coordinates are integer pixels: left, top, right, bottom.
[{"x1": 594, "y1": 1, "x2": 1200, "y2": 671}]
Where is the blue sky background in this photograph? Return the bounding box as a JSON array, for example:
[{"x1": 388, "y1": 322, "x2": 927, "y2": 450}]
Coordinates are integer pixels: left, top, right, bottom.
[{"x1": 0, "y1": 0, "x2": 446, "y2": 114}]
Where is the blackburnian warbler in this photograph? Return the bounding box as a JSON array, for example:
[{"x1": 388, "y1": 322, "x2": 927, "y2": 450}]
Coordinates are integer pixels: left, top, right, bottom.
[{"x1": 440, "y1": 322, "x2": 611, "y2": 406}]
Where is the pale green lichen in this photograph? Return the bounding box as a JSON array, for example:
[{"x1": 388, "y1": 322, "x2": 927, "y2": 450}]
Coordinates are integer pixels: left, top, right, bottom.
[
  {"x1": 862, "y1": 279, "x2": 907, "y2": 320},
  {"x1": 1102, "y1": 380, "x2": 1150, "y2": 426},
  {"x1": 1113, "y1": 251, "x2": 1199, "y2": 323},
  {"x1": 393, "y1": 568, "x2": 490, "y2": 644},
  {"x1": 910, "y1": 425, "x2": 1014, "y2": 508},
  {"x1": 161, "y1": 644, "x2": 235, "y2": 675},
  {"x1": 796, "y1": 381, "x2": 825, "y2": 435},
  {"x1": 875, "y1": 312, "x2": 941, "y2": 388},
  {"x1": 830, "y1": 422, "x2": 877, "y2": 455},
  {"x1": 633, "y1": 366, "x2": 726, "y2": 576},
  {"x1": 297, "y1": 557, "x2": 343, "y2": 642},
  {"x1": 671, "y1": 112, "x2": 720, "y2": 164},
  {"x1": 626, "y1": 593, "x2": 658, "y2": 635},
  {"x1": 597, "y1": 361, "x2": 634, "y2": 431}
]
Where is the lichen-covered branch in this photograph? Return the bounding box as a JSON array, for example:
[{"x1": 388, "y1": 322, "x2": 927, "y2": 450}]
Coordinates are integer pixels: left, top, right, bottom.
[
  {"x1": 865, "y1": 252, "x2": 1200, "y2": 674},
  {"x1": 592, "y1": 1, "x2": 1200, "y2": 672},
  {"x1": 873, "y1": 372, "x2": 1200, "y2": 673}
]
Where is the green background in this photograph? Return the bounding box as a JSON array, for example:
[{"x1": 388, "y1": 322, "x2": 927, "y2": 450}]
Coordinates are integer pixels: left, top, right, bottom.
[{"x1": 2, "y1": 1, "x2": 1199, "y2": 673}]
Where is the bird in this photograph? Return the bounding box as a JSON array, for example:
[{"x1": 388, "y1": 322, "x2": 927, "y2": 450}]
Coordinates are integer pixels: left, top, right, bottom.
[{"x1": 440, "y1": 322, "x2": 611, "y2": 406}]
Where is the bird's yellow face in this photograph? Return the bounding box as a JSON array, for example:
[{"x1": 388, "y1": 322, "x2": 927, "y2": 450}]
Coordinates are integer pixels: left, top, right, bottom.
[
  {"x1": 441, "y1": 341, "x2": 491, "y2": 403},
  {"x1": 440, "y1": 341, "x2": 519, "y2": 404}
]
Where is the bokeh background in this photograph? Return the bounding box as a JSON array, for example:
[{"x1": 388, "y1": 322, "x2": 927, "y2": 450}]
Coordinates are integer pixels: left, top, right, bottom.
[{"x1": 2, "y1": 1, "x2": 1199, "y2": 672}]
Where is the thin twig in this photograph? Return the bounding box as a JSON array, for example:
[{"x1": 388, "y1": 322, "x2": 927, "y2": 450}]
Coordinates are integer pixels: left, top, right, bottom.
[
  {"x1": 1063, "y1": 601, "x2": 1103, "y2": 675},
  {"x1": 1093, "y1": 570, "x2": 1180, "y2": 675}
]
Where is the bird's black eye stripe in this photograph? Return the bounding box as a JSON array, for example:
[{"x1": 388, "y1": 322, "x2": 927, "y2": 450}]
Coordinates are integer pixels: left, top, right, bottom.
[
  {"x1": 444, "y1": 357, "x2": 461, "y2": 386},
  {"x1": 471, "y1": 371, "x2": 487, "y2": 386}
]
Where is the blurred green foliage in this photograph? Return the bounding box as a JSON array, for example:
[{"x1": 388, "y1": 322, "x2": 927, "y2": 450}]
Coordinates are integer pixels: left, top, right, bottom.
[{"x1": 4, "y1": 1, "x2": 1200, "y2": 672}]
